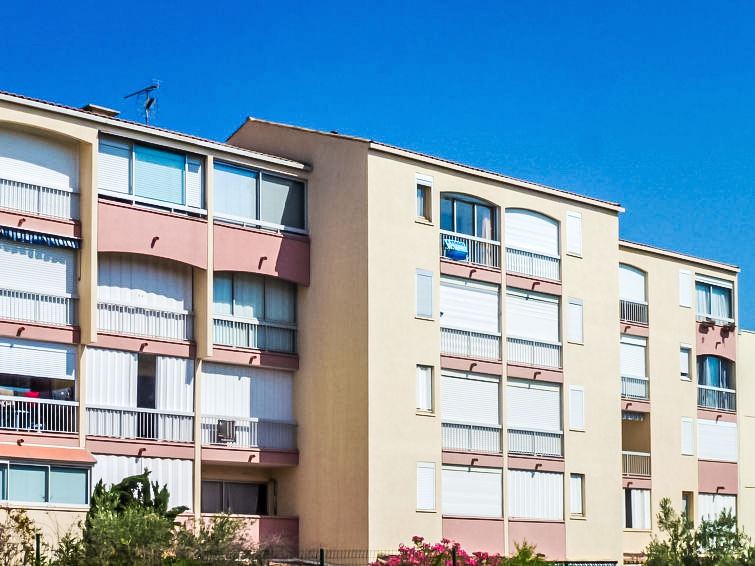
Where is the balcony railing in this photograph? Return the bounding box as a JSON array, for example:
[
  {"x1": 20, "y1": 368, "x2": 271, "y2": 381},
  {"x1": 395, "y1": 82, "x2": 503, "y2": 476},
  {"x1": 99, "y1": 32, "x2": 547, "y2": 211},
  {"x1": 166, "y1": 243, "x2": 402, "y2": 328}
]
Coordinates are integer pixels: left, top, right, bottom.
[
  {"x1": 441, "y1": 422, "x2": 502, "y2": 453},
  {"x1": 87, "y1": 406, "x2": 194, "y2": 443},
  {"x1": 620, "y1": 300, "x2": 648, "y2": 325},
  {"x1": 0, "y1": 396, "x2": 78, "y2": 433},
  {"x1": 97, "y1": 302, "x2": 193, "y2": 341},
  {"x1": 506, "y1": 247, "x2": 560, "y2": 281},
  {"x1": 201, "y1": 416, "x2": 297, "y2": 450},
  {"x1": 213, "y1": 316, "x2": 296, "y2": 354},
  {"x1": 0, "y1": 177, "x2": 80, "y2": 220},
  {"x1": 439, "y1": 230, "x2": 501, "y2": 269},
  {"x1": 506, "y1": 337, "x2": 562, "y2": 369},
  {"x1": 440, "y1": 327, "x2": 501, "y2": 361},
  {"x1": 0, "y1": 289, "x2": 77, "y2": 326},
  {"x1": 622, "y1": 451, "x2": 651, "y2": 476},
  {"x1": 696, "y1": 314, "x2": 735, "y2": 327},
  {"x1": 508, "y1": 428, "x2": 563, "y2": 457},
  {"x1": 621, "y1": 376, "x2": 649, "y2": 400},
  {"x1": 698, "y1": 385, "x2": 736, "y2": 411}
]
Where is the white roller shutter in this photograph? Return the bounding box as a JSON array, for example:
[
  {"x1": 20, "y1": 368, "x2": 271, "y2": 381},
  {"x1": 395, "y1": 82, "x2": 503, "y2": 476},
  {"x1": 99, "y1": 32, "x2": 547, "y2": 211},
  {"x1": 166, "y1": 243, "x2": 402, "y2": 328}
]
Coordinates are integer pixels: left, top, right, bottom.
[
  {"x1": 442, "y1": 466, "x2": 502, "y2": 517},
  {"x1": 441, "y1": 373, "x2": 499, "y2": 426},
  {"x1": 508, "y1": 469, "x2": 563, "y2": 520},
  {"x1": 439, "y1": 277, "x2": 499, "y2": 333},
  {"x1": 156, "y1": 356, "x2": 194, "y2": 413},
  {"x1": 0, "y1": 127, "x2": 78, "y2": 190},
  {"x1": 0, "y1": 338, "x2": 76, "y2": 380},
  {"x1": 619, "y1": 265, "x2": 646, "y2": 302},
  {"x1": 251, "y1": 371, "x2": 293, "y2": 421},
  {"x1": 679, "y1": 270, "x2": 692, "y2": 308},
  {"x1": 0, "y1": 241, "x2": 75, "y2": 296},
  {"x1": 416, "y1": 462, "x2": 435, "y2": 510},
  {"x1": 98, "y1": 139, "x2": 131, "y2": 194},
  {"x1": 506, "y1": 380, "x2": 561, "y2": 432},
  {"x1": 569, "y1": 386, "x2": 585, "y2": 430},
  {"x1": 681, "y1": 418, "x2": 694, "y2": 456},
  {"x1": 620, "y1": 335, "x2": 647, "y2": 377},
  {"x1": 698, "y1": 419, "x2": 737, "y2": 462},
  {"x1": 505, "y1": 209, "x2": 559, "y2": 257},
  {"x1": 416, "y1": 269, "x2": 433, "y2": 318},
  {"x1": 506, "y1": 290, "x2": 559, "y2": 343},
  {"x1": 566, "y1": 211, "x2": 582, "y2": 256},
  {"x1": 570, "y1": 474, "x2": 583, "y2": 515},
  {"x1": 699, "y1": 493, "x2": 736, "y2": 522},
  {"x1": 85, "y1": 347, "x2": 137, "y2": 406},
  {"x1": 567, "y1": 298, "x2": 583, "y2": 343},
  {"x1": 185, "y1": 157, "x2": 203, "y2": 209}
]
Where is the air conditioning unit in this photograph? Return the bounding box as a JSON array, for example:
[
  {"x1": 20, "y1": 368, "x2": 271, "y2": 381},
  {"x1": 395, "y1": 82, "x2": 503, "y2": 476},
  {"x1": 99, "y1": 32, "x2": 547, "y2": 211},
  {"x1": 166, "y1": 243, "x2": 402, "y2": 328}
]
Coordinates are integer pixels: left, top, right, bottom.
[{"x1": 216, "y1": 419, "x2": 236, "y2": 443}]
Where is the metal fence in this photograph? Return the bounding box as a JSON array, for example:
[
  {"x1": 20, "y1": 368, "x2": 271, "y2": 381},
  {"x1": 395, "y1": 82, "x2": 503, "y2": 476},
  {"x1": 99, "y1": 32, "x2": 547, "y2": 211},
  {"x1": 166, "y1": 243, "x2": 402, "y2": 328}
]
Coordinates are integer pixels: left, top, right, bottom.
[
  {"x1": 507, "y1": 337, "x2": 561, "y2": 368},
  {"x1": 622, "y1": 451, "x2": 651, "y2": 476},
  {"x1": 506, "y1": 247, "x2": 560, "y2": 281},
  {"x1": 440, "y1": 327, "x2": 501, "y2": 360},
  {"x1": 440, "y1": 231, "x2": 501, "y2": 269},
  {"x1": 0, "y1": 177, "x2": 80, "y2": 220},
  {"x1": 213, "y1": 316, "x2": 297, "y2": 353},
  {"x1": 201, "y1": 416, "x2": 297, "y2": 450},
  {"x1": 619, "y1": 299, "x2": 648, "y2": 325},
  {"x1": 0, "y1": 396, "x2": 78, "y2": 433},
  {"x1": 97, "y1": 301, "x2": 193, "y2": 341},
  {"x1": 698, "y1": 385, "x2": 736, "y2": 411},
  {"x1": 621, "y1": 376, "x2": 649, "y2": 400},
  {"x1": 0, "y1": 288, "x2": 77, "y2": 326},
  {"x1": 508, "y1": 428, "x2": 563, "y2": 457},
  {"x1": 87, "y1": 406, "x2": 194, "y2": 442},
  {"x1": 441, "y1": 422, "x2": 502, "y2": 453}
]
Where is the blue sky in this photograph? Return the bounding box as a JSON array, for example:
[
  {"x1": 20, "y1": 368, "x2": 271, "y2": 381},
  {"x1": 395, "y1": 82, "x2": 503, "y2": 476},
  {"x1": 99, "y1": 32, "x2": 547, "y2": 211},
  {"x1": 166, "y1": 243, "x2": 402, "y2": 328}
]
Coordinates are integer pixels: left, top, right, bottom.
[{"x1": 2, "y1": 1, "x2": 754, "y2": 325}]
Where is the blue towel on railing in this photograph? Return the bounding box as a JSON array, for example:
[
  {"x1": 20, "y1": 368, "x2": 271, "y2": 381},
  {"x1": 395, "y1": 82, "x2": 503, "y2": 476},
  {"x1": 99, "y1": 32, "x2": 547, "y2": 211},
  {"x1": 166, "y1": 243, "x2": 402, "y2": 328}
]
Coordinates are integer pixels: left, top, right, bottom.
[{"x1": 443, "y1": 238, "x2": 468, "y2": 261}]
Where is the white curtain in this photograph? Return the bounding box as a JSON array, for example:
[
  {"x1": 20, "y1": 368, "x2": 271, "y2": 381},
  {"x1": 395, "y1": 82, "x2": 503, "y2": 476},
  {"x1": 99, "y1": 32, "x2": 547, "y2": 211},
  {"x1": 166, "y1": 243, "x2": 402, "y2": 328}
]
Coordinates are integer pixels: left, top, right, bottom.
[
  {"x1": 711, "y1": 287, "x2": 731, "y2": 319},
  {"x1": 696, "y1": 283, "x2": 711, "y2": 316},
  {"x1": 233, "y1": 273, "x2": 264, "y2": 320},
  {"x1": 630, "y1": 489, "x2": 651, "y2": 529},
  {"x1": 264, "y1": 279, "x2": 295, "y2": 323},
  {"x1": 699, "y1": 493, "x2": 736, "y2": 522},
  {"x1": 213, "y1": 273, "x2": 232, "y2": 315}
]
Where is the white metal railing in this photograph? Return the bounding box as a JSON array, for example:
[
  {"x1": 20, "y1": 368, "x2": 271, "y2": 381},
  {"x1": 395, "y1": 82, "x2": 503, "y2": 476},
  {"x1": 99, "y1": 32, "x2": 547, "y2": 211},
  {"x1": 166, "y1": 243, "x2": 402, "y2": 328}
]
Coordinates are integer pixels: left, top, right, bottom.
[
  {"x1": 200, "y1": 416, "x2": 296, "y2": 450},
  {"x1": 213, "y1": 316, "x2": 296, "y2": 353},
  {"x1": 97, "y1": 302, "x2": 193, "y2": 341},
  {"x1": 440, "y1": 327, "x2": 501, "y2": 361},
  {"x1": 505, "y1": 247, "x2": 560, "y2": 281},
  {"x1": 506, "y1": 337, "x2": 562, "y2": 368},
  {"x1": 620, "y1": 300, "x2": 648, "y2": 325},
  {"x1": 0, "y1": 289, "x2": 77, "y2": 326},
  {"x1": 439, "y1": 230, "x2": 501, "y2": 269},
  {"x1": 622, "y1": 451, "x2": 651, "y2": 476},
  {"x1": 0, "y1": 396, "x2": 78, "y2": 433},
  {"x1": 696, "y1": 313, "x2": 735, "y2": 327},
  {"x1": 508, "y1": 428, "x2": 563, "y2": 457},
  {"x1": 621, "y1": 376, "x2": 649, "y2": 400},
  {"x1": 87, "y1": 406, "x2": 194, "y2": 443},
  {"x1": 441, "y1": 422, "x2": 502, "y2": 453},
  {"x1": 698, "y1": 385, "x2": 736, "y2": 411},
  {"x1": 0, "y1": 178, "x2": 80, "y2": 220}
]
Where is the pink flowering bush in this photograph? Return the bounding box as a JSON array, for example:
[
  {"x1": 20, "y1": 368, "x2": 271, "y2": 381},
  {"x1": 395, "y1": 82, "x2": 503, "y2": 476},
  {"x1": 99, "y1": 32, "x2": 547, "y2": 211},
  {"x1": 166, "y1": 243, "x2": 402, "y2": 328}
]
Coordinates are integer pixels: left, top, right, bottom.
[{"x1": 373, "y1": 537, "x2": 549, "y2": 566}]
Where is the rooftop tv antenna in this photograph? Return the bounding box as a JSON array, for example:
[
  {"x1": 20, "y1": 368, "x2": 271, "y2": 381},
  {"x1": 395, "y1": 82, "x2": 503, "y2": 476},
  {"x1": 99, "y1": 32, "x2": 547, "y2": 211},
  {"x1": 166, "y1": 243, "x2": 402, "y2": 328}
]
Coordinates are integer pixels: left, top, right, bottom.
[{"x1": 124, "y1": 81, "x2": 160, "y2": 124}]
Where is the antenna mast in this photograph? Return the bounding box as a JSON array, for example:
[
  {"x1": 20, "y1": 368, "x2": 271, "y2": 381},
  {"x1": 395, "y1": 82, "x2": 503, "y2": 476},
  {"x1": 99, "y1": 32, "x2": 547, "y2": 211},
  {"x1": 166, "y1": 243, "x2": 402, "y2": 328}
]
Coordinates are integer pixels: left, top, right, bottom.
[{"x1": 124, "y1": 81, "x2": 160, "y2": 124}]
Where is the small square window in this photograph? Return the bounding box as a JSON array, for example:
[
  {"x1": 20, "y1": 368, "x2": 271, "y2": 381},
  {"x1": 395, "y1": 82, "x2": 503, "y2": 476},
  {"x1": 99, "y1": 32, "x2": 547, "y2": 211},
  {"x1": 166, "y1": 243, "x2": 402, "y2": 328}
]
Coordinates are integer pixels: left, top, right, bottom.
[{"x1": 416, "y1": 174, "x2": 432, "y2": 221}]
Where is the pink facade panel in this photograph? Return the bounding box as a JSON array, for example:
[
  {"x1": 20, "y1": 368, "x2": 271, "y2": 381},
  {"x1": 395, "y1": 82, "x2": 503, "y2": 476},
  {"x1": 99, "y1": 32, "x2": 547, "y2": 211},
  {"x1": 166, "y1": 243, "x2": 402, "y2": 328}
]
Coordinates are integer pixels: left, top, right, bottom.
[
  {"x1": 507, "y1": 520, "x2": 565, "y2": 560},
  {"x1": 0, "y1": 209, "x2": 80, "y2": 238},
  {"x1": 619, "y1": 322, "x2": 649, "y2": 338},
  {"x1": 440, "y1": 259, "x2": 502, "y2": 285},
  {"x1": 442, "y1": 517, "x2": 505, "y2": 554},
  {"x1": 442, "y1": 450, "x2": 504, "y2": 468},
  {"x1": 201, "y1": 446, "x2": 298, "y2": 467},
  {"x1": 505, "y1": 274, "x2": 562, "y2": 296},
  {"x1": 213, "y1": 223, "x2": 310, "y2": 286},
  {"x1": 506, "y1": 364, "x2": 563, "y2": 384},
  {"x1": 622, "y1": 476, "x2": 652, "y2": 489},
  {"x1": 86, "y1": 438, "x2": 195, "y2": 460},
  {"x1": 441, "y1": 355, "x2": 502, "y2": 376},
  {"x1": 95, "y1": 332, "x2": 194, "y2": 359},
  {"x1": 507, "y1": 456, "x2": 565, "y2": 473},
  {"x1": 698, "y1": 460, "x2": 738, "y2": 494},
  {"x1": 697, "y1": 408, "x2": 736, "y2": 422},
  {"x1": 0, "y1": 431, "x2": 79, "y2": 448},
  {"x1": 622, "y1": 399, "x2": 650, "y2": 414},
  {"x1": 210, "y1": 345, "x2": 299, "y2": 371},
  {"x1": 0, "y1": 319, "x2": 78, "y2": 344},
  {"x1": 199, "y1": 515, "x2": 299, "y2": 556},
  {"x1": 697, "y1": 322, "x2": 736, "y2": 361},
  {"x1": 98, "y1": 199, "x2": 208, "y2": 269}
]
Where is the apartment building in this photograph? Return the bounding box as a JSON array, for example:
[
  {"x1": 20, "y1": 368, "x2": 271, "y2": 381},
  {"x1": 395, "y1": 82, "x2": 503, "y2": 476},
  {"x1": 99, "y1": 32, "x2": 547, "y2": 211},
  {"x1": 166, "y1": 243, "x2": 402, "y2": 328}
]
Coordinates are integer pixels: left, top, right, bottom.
[{"x1": 0, "y1": 89, "x2": 748, "y2": 564}]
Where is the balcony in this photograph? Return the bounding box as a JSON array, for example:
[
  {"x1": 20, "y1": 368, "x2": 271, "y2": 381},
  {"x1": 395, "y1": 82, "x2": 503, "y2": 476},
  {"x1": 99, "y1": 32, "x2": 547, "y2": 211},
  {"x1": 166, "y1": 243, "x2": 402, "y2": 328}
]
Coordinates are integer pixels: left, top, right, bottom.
[
  {"x1": 506, "y1": 337, "x2": 561, "y2": 369},
  {"x1": 86, "y1": 406, "x2": 194, "y2": 443},
  {"x1": 622, "y1": 451, "x2": 651, "y2": 476},
  {"x1": 507, "y1": 428, "x2": 563, "y2": 457},
  {"x1": 505, "y1": 247, "x2": 560, "y2": 281},
  {"x1": 439, "y1": 230, "x2": 501, "y2": 269},
  {"x1": 0, "y1": 177, "x2": 79, "y2": 220},
  {"x1": 0, "y1": 396, "x2": 78, "y2": 434},
  {"x1": 440, "y1": 327, "x2": 501, "y2": 361},
  {"x1": 621, "y1": 376, "x2": 649, "y2": 400},
  {"x1": 213, "y1": 316, "x2": 296, "y2": 354},
  {"x1": 0, "y1": 289, "x2": 77, "y2": 326},
  {"x1": 200, "y1": 416, "x2": 296, "y2": 450},
  {"x1": 441, "y1": 422, "x2": 502, "y2": 453},
  {"x1": 620, "y1": 300, "x2": 648, "y2": 325},
  {"x1": 698, "y1": 385, "x2": 736, "y2": 411},
  {"x1": 97, "y1": 302, "x2": 193, "y2": 341}
]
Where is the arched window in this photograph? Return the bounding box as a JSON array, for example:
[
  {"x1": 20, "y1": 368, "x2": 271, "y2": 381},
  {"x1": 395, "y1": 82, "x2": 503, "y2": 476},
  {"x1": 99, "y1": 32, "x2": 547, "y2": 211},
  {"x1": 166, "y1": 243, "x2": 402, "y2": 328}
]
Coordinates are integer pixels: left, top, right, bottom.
[
  {"x1": 504, "y1": 209, "x2": 559, "y2": 280},
  {"x1": 440, "y1": 194, "x2": 498, "y2": 241}
]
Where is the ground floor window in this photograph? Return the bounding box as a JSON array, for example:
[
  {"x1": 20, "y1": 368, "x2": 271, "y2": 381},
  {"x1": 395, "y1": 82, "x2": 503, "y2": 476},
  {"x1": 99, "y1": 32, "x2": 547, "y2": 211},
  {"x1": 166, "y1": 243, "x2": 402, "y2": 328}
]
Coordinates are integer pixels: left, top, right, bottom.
[
  {"x1": 201, "y1": 480, "x2": 268, "y2": 515},
  {"x1": 1, "y1": 463, "x2": 88, "y2": 505},
  {"x1": 624, "y1": 488, "x2": 651, "y2": 529}
]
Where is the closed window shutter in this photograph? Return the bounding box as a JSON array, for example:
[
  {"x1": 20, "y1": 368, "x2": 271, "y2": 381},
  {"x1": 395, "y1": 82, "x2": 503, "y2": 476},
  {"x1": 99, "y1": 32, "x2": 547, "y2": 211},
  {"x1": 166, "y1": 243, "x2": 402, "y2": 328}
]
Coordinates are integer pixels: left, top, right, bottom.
[
  {"x1": 508, "y1": 469, "x2": 564, "y2": 520},
  {"x1": 213, "y1": 273, "x2": 233, "y2": 315},
  {"x1": 679, "y1": 270, "x2": 692, "y2": 307},
  {"x1": 567, "y1": 299, "x2": 583, "y2": 343},
  {"x1": 260, "y1": 174, "x2": 305, "y2": 229},
  {"x1": 442, "y1": 466, "x2": 502, "y2": 517},
  {"x1": 98, "y1": 139, "x2": 131, "y2": 194},
  {"x1": 619, "y1": 265, "x2": 646, "y2": 302},
  {"x1": 185, "y1": 157, "x2": 203, "y2": 208},
  {"x1": 441, "y1": 374, "x2": 499, "y2": 426},
  {"x1": 416, "y1": 462, "x2": 435, "y2": 510},
  {"x1": 214, "y1": 162, "x2": 257, "y2": 220},
  {"x1": 620, "y1": 335, "x2": 647, "y2": 377},
  {"x1": 566, "y1": 211, "x2": 582, "y2": 256},
  {"x1": 505, "y1": 209, "x2": 559, "y2": 257},
  {"x1": 0, "y1": 338, "x2": 76, "y2": 380},
  {"x1": 416, "y1": 270, "x2": 433, "y2": 318},
  {"x1": 86, "y1": 347, "x2": 137, "y2": 407},
  {"x1": 698, "y1": 419, "x2": 737, "y2": 461},
  {"x1": 156, "y1": 356, "x2": 194, "y2": 413},
  {"x1": 506, "y1": 291, "x2": 559, "y2": 342},
  {"x1": 698, "y1": 493, "x2": 736, "y2": 522},
  {"x1": 439, "y1": 277, "x2": 499, "y2": 332},
  {"x1": 506, "y1": 380, "x2": 561, "y2": 432},
  {"x1": 416, "y1": 366, "x2": 432, "y2": 411},
  {"x1": 133, "y1": 146, "x2": 185, "y2": 205},
  {"x1": 570, "y1": 474, "x2": 583, "y2": 515},
  {"x1": 0, "y1": 241, "x2": 75, "y2": 296},
  {"x1": 681, "y1": 418, "x2": 694, "y2": 455},
  {"x1": 0, "y1": 128, "x2": 79, "y2": 190},
  {"x1": 569, "y1": 386, "x2": 585, "y2": 430}
]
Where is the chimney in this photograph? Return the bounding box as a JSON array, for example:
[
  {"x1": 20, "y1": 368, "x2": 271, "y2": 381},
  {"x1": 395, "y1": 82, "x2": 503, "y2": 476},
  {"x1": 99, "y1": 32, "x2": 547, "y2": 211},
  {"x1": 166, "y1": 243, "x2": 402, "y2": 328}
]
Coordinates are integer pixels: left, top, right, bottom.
[{"x1": 80, "y1": 104, "x2": 120, "y2": 118}]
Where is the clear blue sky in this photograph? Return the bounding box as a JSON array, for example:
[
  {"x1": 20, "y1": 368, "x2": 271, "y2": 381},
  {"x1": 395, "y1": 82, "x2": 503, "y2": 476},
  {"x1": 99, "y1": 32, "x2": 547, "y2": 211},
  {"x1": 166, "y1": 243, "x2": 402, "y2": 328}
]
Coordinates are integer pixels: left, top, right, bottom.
[{"x1": 2, "y1": 1, "x2": 754, "y2": 326}]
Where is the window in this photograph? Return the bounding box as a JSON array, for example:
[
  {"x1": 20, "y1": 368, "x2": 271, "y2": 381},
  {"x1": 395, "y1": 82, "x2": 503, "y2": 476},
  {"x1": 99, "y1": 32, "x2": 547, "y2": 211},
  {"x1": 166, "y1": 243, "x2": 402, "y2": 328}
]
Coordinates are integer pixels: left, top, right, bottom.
[
  {"x1": 416, "y1": 269, "x2": 433, "y2": 318},
  {"x1": 681, "y1": 418, "x2": 694, "y2": 456},
  {"x1": 569, "y1": 385, "x2": 585, "y2": 431},
  {"x1": 679, "y1": 270, "x2": 692, "y2": 307},
  {"x1": 508, "y1": 469, "x2": 563, "y2": 520},
  {"x1": 441, "y1": 195, "x2": 497, "y2": 241},
  {"x1": 697, "y1": 356, "x2": 734, "y2": 390},
  {"x1": 136, "y1": 354, "x2": 157, "y2": 439},
  {"x1": 213, "y1": 161, "x2": 306, "y2": 231},
  {"x1": 1, "y1": 463, "x2": 88, "y2": 505},
  {"x1": 416, "y1": 366, "x2": 433, "y2": 412},
  {"x1": 698, "y1": 493, "x2": 736, "y2": 522},
  {"x1": 698, "y1": 419, "x2": 737, "y2": 462},
  {"x1": 567, "y1": 298, "x2": 583, "y2": 343},
  {"x1": 680, "y1": 346, "x2": 692, "y2": 380},
  {"x1": 441, "y1": 372, "x2": 500, "y2": 451},
  {"x1": 416, "y1": 462, "x2": 436, "y2": 511},
  {"x1": 695, "y1": 276, "x2": 734, "y2": 324},
  {"x1": 440, "y1": 277, "x2": 499, "y2": 332},
  {"x1": 570, "y1": 474, "x2": 585, "y2": 516},
  {"x1": 98, "y1": 138, "x2": 203, "y2": 209},
  {"x1": 681, "y1": 492, "x2": 693, "y2": 522},
  {"x1": 505, "y1": 209, "x2": 559, "y2": 258},
  {"x1": 201, "y1": 480, "x2": 268, "y2": 515},
  {"x1": 624, "y1": 488, "x2": 651, "y2": 529},
  {"x1": 506, "y1": 290, "x2": 560, "y2": 343},
  {"x1": 416, "y1": 174, "x2": 432, "y2": 221},
  {"x1": 507, "y1": 380, "x2": 562, "y2": 456},
  {"x1": 443, "y1": 466, "x2": 502, "y2": 517},
  {"x1": 0, "y1": 338, "x2": 76, "y2": 401},
  {"x1": 566, "y1": 211, "x2": 582, "y2": 256},
  {"x1": 620, "y1": 335, "x2": 647, "y2": 378}
]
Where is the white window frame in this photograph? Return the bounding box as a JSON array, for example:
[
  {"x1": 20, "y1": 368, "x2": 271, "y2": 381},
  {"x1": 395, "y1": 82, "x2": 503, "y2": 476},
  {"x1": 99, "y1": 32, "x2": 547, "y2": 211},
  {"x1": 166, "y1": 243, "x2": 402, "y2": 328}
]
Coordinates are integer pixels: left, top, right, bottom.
[
  {"x1": 416, "y1": 462, "x2": 436, "y2": 511},
  {"x1": 694, "y1": 275, "x2": 734, "y2": 324},
  {"x1": 680, "y1": 344, "x2": 692, "y2": 381},
  {"x1": 415, "y1": 173, "x2": 433, "y2": 222},
  {"x1": 0, "y1": 461, "x2": 90, "y2": 508},
  {"x1": 567, "y1": 298, "x2": 583, "y2": 344},
  {"x1": 569, "y1": 385, "x2": 585, "y2": 431},
  {"x1": 570, "y1": 473, "x2": 585, "y2": 516},
  {"x1": 416, "y1": 365, "x2": 433, "y2": 413}
]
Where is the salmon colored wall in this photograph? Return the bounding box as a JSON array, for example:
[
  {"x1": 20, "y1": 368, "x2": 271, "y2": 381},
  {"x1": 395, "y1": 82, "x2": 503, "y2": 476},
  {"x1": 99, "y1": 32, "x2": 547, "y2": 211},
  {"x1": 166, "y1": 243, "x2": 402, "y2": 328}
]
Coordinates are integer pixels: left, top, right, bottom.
[
  {"x1": 209, "y1": 345, "x2": 299, "y2": 371},
  {"x1": 86, "y1": 438, "x2": 195, "y2": 460},
  {"x1": 0, "y1": 209, "x2": 80, "y2": 238},
  {"x1": 201, "y1": 446, "x2": 298, "y2": 467},
  {"x1": 699, "y1": 460, "x2": 737, "y2": 494},
  {"x1": 440, "y1": 260, "x2": 502, "y2": 285},
  {"x1": 442, "y1": 518, "x2": 506, "y2": 554},
  {"x1": 508, "y1": 520, "x2": 565, "y2": 560},
  {"x1": 0, "y1": 319, "x2": 78, "y2": 344},
  {"x1": 697, "y1": 323, "x2": 736, "y2": 361},
  {"x1": 94, "y1": 332, "x2": 194, "y2": 358},
  {"x1": 505, "y1": 274, "x2": 561, "y2": 296}
]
